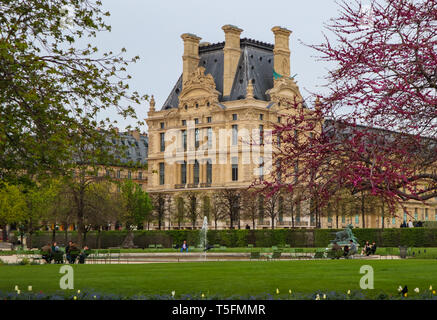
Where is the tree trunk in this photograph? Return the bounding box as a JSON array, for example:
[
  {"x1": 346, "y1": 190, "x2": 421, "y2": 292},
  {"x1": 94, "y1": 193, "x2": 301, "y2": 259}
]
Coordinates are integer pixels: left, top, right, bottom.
[
  {"x1": 64, "y1": 224, "x2": 68, "y2": 246},
  {"x1": 381, "y1": 201, "x2": 385, "y2": 230},
  {"x1": 97, "y1": 227, "x2": 101, "y2": 249},
  {"x1": 2, "y1": 225, "x2": 7, "y2": 242},
  {"x1": 27, "y1": 219, "x2": 33, "y2": 249},
  {"x1": 252, "y1": 217, "x2": 255, "y2": 230},
  {"x1": 271, "y1": 216, "x2": 275, "y2": 230},
  {"x1": 51, "y1": 226, "x2": 56, "y2": 243},
  {"x1": 361, "y1": 193, "x2": 366, "y2": 228}
]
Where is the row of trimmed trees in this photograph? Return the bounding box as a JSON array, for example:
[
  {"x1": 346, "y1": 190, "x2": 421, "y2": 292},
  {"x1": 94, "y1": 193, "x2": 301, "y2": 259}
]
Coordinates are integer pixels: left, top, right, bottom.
[
  {"x1": 152, "y1": 187, "x2": 388, "y2": 230},
  {"x1": 0, "y1": 177, "x2": 154, "y2": 249}
]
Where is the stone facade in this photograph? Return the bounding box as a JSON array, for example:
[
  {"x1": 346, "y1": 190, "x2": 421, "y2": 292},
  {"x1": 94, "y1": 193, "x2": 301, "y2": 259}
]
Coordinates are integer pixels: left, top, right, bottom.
[{"x1": 145, "y1": 25, "x2": 437, "y2": 230}]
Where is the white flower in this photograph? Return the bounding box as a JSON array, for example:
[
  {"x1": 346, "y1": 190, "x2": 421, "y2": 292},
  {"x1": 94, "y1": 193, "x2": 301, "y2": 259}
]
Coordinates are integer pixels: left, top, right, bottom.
[
  {"x1": 347, "y1": 290, "x2": 351, "y2": 295},
  {"x1": 288, "y1": 289, "x2": 292, "y2": 295},
  {"x1": 414, "y1": 288, "x2": 419, "y2": 293},
  {"x1": 14, "y1": 285, "x2": 19, "y2": 291},
  {"x1": 77, "y1": 290, "x2": 80, "y2": 294},
  {"x1": 17, "y1": 290, "x2": 21, "y2": 294},
  {"x1": 398, "y1": 286, "x2": 402, "y2": 292},
  {"x1": 429, "y1": 285, "x2": 433, "y2": 291},
  {"x1": 315, "y1": 294, "x2": 320, "y2": 300},
  {"x1": 201, "y1": 293, "x2": 205, "y2": 298},
  {"x1": 171, "y1": 291, "x2": 175, "y2": 297},
  {"x1": 276, "y1": 288, "x2": 280, "y2": 294},
  {"x1": 28, "y1": 286, "x2": 32, "y2": 291},
  {"x1": 323, "y1": 294, "x2": 327, "y2": 299}
]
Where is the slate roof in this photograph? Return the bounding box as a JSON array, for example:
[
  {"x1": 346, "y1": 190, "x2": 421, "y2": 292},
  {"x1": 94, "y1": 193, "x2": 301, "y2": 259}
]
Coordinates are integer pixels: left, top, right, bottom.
[
  {"x1": 110, "y1": 133, "x2": 148, "y2": 165},
  {"x1": 161, "y1": 39, "x2": 275, "y2": 110}
]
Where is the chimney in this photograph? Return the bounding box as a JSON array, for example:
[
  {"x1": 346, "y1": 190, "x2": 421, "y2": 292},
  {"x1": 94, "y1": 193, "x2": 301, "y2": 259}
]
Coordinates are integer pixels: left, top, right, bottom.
[
  {"x1": 222, "y1": 24, "x2": 243, "y2": 97},
  {"x1": 181, "y1": 33, "x2": 202, "y2": 86},
  {"x1": 271, "y1": 26, "x2": 292, "y2": 78},
  {"x1": 130, "y1": 130, "x2": 140, "y2": 141}
]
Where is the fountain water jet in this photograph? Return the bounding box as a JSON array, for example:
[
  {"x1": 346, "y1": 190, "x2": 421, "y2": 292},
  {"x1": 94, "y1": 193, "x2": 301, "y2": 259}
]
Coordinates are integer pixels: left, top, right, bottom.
[{"x1": 199, "y1": 216, "x2": 208, "y2": 261}]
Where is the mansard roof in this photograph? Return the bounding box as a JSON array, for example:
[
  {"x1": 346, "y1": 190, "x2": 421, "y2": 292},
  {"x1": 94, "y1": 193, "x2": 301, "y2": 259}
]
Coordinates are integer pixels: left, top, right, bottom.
[{"x1": 161, "y1": 38, "x2": 275, "y2": 110}]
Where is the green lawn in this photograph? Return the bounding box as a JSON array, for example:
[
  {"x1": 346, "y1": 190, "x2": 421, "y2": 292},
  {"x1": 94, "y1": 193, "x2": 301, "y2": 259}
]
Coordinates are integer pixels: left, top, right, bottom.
[
  {"x1": 1, "y1": 260, "x2": 436, "y2": 298},
  {"x1": 3, "y1": 246, "x2": 437, "y2": 259}
]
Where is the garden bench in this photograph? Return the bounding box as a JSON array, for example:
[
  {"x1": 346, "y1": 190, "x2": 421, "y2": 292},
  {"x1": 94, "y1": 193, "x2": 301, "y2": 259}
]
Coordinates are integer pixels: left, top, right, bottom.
[
  {"x1": 313, "y1": 251, "x2": 325, "y2": 259},
  {"x1": 266, "y1": 251, "x2": 282, "y2": 261},
  {"x1": 250, "y1": 251, "x2": 261, "y2": 260},
  {"x1": 109, "y1": 249, "x2": 121, "y2": 264},
  {"x1": 156, "y1": 244, "x2": 163, "y2": 249}
]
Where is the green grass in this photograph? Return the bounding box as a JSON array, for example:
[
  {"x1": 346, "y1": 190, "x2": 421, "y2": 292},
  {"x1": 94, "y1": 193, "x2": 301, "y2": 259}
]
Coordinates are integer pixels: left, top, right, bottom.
[
  {"x1": 1, "y1": 260, "x2": 436, "y2": 298},
  {"x1": 3, "y1": 246, "x2": 437, "y2": 257}
]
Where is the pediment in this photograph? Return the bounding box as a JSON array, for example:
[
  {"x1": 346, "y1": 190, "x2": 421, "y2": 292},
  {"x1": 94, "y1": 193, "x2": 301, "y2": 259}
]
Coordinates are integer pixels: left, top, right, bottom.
[
  {"x1": 178, "y1": 67, "x2": 220, "y2": 109},
  {"x1": 266, "y1": 77, "x2": 303, "y2": 105}
]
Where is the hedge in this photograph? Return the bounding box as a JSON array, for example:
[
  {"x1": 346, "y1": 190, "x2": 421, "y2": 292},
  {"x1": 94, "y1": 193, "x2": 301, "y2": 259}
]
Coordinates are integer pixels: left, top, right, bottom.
[{"x1": 15, "y1": 228, "x2": 437, "y2": 249}]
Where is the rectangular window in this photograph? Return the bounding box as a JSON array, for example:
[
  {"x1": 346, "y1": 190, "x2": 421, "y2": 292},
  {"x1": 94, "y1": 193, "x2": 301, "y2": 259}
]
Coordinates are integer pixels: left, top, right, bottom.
[
  {"x1": 207, "y1": 127, "x2": 212, "y2": 148},
  {"x1": 206, "y1": 160, "x2": 212, "y2": 184},
  {"x1": 259, "y1": 157, "x2": 264, "y2": 181},
  {"x1": 392, "y1": 217, "x2": 396, "y2": 225},
  {"x1": 296, "y1": 202, "x2": 301, "y2": 223},
  {"x1": 435, "y1": 209, "x2": 437, "y2": 221},
  {"x1": 276, "y1": 160, "x2": 282, "y2": 182},
  {"x1": 232, "y1": 125, "x2": 238, "y2": 145},
  {"x1": 194, "y1": 160, "x2": 199, "y2": 184},
  {"x1": 117, "y1": 170, "x2": 121, "y2": 179},
  {"x1": 160, "y1": 132, "x2": 165, "y2": 152},
  {"x1": 128, "y1": 171, "x2": 131, "y2": 179},
  {"x1": 138, "y1": 171, "x2": 142, "y2": 180},
  {"x1": 259, "y1": 124, "x2": 264, "y2": 145},
  {"x1": 160, "y1": 122, "x2": 164, "y2": 129},
  {"x1": 232, "y1": 157, "x2": 238, "y2": 181},
  {"x1": 232, "y1": 114, "x2": 237, "y2": 121},
  {"x1": 194, "y1": 118, "x2": 199, "y2": 125},
  {"x1": 182, "y1": 120, "x2": 186, "y2": 126},
  {"x1": 181, "y1": 162, "x2": 187, "y2": 184},
  {"x1": 207, "y1": 117, "x2": 212, "y2": 123},
  {"x1": 342, "y1": 215, "x2": 346, "y2": 224},
  {"x1": 159, "y1": 163, "x2": 165, "y2": 185},
  {"x1": 278, "y1": 117, "x2": 281, "y2": 123},
  {"x1": 355, "y1": 215, "x2": 359, "y2": 224},
  {"x1": 259, "y1": 114, "x2": 263, "y2": 121},
  {"x1": 195, "y1": 128, "x2": 200, "y2": 148},
  {"x1": 425, "y1": 208, "x2": 429, "y2": 221},
  {"x1": 414, "y1": 208, "x2": 418, "y2": 220},
  {"x1": 182, "y1": 130, "x2": 187, "y2": 151}
]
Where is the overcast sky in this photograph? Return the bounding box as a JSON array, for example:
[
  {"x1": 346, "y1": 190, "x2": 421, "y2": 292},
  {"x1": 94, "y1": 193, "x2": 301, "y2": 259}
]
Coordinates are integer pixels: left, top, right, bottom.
[{"x1": 94, "y1": 0, "x2": 343, "y2": 131}]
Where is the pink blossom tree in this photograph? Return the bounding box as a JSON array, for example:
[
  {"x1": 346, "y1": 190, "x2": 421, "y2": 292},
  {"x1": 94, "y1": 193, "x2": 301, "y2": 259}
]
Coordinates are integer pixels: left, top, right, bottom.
[{"x1": 260, "y1": 0, "x2": 437, "y2": 220}]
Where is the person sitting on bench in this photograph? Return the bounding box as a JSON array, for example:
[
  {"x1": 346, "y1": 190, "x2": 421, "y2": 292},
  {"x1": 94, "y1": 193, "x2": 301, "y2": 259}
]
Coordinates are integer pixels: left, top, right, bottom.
[
  {"x1": 180, "y1": 240, "x2": 188, "y2": 253},
  {"x1": 78, "y1": 246, "x2": 90, "y2": 264},
  {"x1": 369, "y1": 242, "x2": 377, "y2": 255},
  {"x1": 343, "y1": 245, "x2": 350, "y2": 257},
  {"x1": 348, "y1": 240, "x2": 357, "y2": 257}
]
